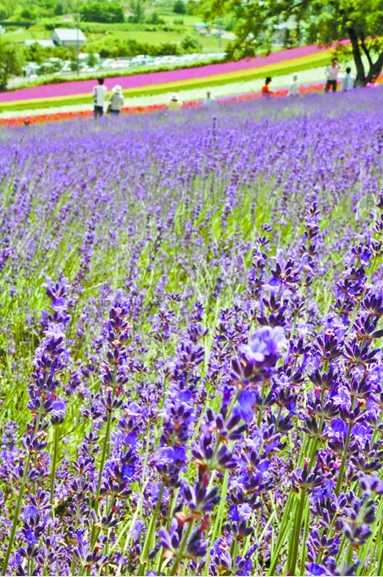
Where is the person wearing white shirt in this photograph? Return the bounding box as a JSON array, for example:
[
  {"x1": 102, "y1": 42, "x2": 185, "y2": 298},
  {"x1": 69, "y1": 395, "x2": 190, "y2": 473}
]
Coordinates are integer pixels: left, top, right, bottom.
[
  {"x1": 108, "y1": 85, "x2": 124, "y2": 115},
  {"x1": 288, "y1": 74, "x2": 299, "y2": 96},
  {"x1": 342, "y1": 67, "x2": 355, "y2": 91},
  {"x1": 325, "y1": 58, "x2": 341, "y2": 92},
  {"x1": 203, "y1": 91, "x2": 214, "y2": 107},
  {"x1": 93, "y1": 78, "x2": 107, "y2": 118}
]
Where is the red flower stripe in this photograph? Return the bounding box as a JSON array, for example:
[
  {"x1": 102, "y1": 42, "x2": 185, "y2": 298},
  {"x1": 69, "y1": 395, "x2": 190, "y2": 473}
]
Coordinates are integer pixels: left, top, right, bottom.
[{"x1": 0, "y1": 76, "x2": 381, "y2": 127}]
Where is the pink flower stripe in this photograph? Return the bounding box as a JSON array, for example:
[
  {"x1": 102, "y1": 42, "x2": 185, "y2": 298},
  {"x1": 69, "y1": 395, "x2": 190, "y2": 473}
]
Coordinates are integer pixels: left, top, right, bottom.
[{"x1": 0, "y1": 43, "x2": 335, "y2": 103}]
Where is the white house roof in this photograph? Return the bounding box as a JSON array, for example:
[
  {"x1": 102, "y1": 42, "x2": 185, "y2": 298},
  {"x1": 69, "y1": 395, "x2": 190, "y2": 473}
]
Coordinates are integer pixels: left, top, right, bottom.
[{"x1": 52, "y1": 28, "x2": 86, "y2": 42}]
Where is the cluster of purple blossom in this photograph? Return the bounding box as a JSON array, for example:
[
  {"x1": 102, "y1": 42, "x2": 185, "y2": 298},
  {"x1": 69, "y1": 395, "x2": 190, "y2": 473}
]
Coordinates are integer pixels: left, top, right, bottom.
[{"x1": 0, "y1": 88, "x2": 382, "y2": 576}]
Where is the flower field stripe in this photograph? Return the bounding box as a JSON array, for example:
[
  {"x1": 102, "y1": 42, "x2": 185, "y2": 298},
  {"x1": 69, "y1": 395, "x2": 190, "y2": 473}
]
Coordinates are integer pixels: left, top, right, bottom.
[
  {"x1": 0, "y1": 49, "x2": 334, "y2": 114},
  {"x1": 4, "y1": 75, "x2": 382, "y2": 127},
  {"x1": 0, "y1": 104, "x2": 167, "y2": 125},
  {"x1": 0, "y1": 43, "x2": 331, "y2": 103}
]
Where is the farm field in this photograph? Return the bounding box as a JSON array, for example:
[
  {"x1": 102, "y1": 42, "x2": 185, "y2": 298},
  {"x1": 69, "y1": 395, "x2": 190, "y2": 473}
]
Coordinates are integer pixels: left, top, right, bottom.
[
  {"x1": 0, "y1": 43, "x2": 347, "y2": 114},
  {"x1": 1, "y1": 88, "x2": 383, "y2": 576},
  {"x1": 0, "y1": 5, "x2": 227, "y2": 55},
  {"x1": 4, "y1": 23, "x2": 226, "y2": 53}
]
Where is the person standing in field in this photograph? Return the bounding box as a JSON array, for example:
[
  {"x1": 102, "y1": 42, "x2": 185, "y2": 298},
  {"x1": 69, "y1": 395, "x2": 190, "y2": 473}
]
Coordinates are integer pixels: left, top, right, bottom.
[
  {"x1": 288, "y1": 74, "x2": 300, "y2": 96},
  {"x1": 325, "y1": 58, "x2": 341, "y2": 92},
  {"x1": 203, "y1": 91, "x2": 214, "y2": 107},
  {"x1": 262, "y1": 77, "x2": 273, "y2": 97},
  {"x1": 108, "y1": 85, "x2": 124, "y2": 116},
  {"x1": 168, "y1": 94, "x2": 181, "y2": 111},
  {"x1": 93, "y1": 78, "x2": 107, "y2": 119},
  {"x1": 342, "y1": 67, "x2": 355, "y2": 91}
]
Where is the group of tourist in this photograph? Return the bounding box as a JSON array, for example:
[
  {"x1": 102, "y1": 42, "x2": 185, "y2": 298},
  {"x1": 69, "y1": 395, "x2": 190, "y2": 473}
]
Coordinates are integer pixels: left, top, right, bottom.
[
  {"x1": 261, "y1": 58, "x2": 357, "y2": 98},
  {"x1": 92, "y1": 78, "x2": 124, "y2": 118},
  {"x1": 92, "y1": 58, "x2": 376, "y2": 118}
]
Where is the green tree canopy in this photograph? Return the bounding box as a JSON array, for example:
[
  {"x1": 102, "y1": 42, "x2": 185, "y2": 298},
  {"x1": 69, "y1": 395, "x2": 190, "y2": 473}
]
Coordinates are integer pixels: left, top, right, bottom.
[
  {"x1": 0, "y1": 40, "x2": 24, "y2": 89},
  {"x1": 202, "y1": 0, "x2": 383, "y2": 85},
  {"x1": 129, "y1": 0, "x2": 145, "y2": 23},
  {"x1": 173, "y1": 0, "x2": 186, "y2": 14},
  {"x1": 80, "y1": 0, "x2": 124, "y2": 23}
]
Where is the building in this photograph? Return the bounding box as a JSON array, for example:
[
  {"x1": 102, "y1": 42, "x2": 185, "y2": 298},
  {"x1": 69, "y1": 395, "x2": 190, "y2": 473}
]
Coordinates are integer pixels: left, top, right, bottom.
[{"x1": 52, "y1": 28, "x2": 86, "y2": 47}]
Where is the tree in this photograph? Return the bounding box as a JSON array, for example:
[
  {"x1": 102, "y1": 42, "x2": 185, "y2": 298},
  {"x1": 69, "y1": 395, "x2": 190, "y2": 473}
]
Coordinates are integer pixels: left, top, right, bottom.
[
  {"x1": 181, "y1": 34, "x2": 202, "y2": 52},
  {"x1": 24, "y1": 42, "x2": 46, "y2": 64},
  {"x1": 0, "y1": 3, "x2": 8, "y2": 19},
  {"x1": 173, "y1": 0, "x2": 186, "y2": 14},
  {"x1": 20, "y1": 6, "x2": 37, "y2": 20},
  {"x1": 202, "y1": 0, "x2": 383, "y2": 86},
  {"x1": 186, "y1": 0, "x2": 199, "y2": 15},
  {"x1": 87, "y1": 51, "x2": 98, "y2": 67},
  {"x1": 147, "y1": 12, "x2": 164, "y2": 25},
  {"x1": 54, "y1": 2, "x2": 65, "y2": 16},
  {"x1": 80, "y1": 0, "x2": 124, "y2": 23},
  {"x1": 0, "y1": 41, "x2": 24, "y2": 90},
  {"x1": 129, "y1": 0, "x2": 145, "y2": 23},
  {"x1": 69, "y1": 57, "x2": 78, "y2": 72}
]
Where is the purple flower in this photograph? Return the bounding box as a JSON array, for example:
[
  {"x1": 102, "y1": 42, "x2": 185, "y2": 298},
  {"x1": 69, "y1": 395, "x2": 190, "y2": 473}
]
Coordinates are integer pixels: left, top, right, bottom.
[
  {"x1": 231, "y1": 326, "x2": 287, "y2": 384},
  {"x1": 307, "y1": 563, "x2": 329, "y2": 576},
  {"x1": 236, "y1": 390, "x2": 258, "y2": 422}
]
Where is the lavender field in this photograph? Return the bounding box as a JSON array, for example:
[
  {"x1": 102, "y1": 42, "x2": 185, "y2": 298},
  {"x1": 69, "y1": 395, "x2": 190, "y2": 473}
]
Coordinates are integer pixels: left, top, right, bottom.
[{"x1": 1, "y1": 89, "x2": 383, "y2": 576}]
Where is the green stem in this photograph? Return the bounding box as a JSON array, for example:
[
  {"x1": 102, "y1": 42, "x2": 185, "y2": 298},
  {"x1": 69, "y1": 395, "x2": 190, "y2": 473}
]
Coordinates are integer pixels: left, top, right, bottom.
[
  {"x1": 346, "y1": 542, "x2": 354, "y2": 571},
  {"x1": 298, "y1": 436, "x2": 311, "y2": 467},
  {"x1": 156, "y1": 549, "x2": 166, "y2": 576},
  {"x1": 1, "y1": 413, "x2": 43, "y2": 576},
  {"x1": 204, "y1": 469, "x2": 229, "y2": 574},
  {"x1": 156, "y1": 488, "x2": 180, "y2": 575},
  {"x1": 88, "y1": 406, "x2": 114, "y2": 560},
  {"x1": 27, "y1": 556, "x2": 33, "y2": 576},
  {"x1": 170, "y1": 520, "x2": 194, "y2": 576},
  {"x1": 102, "y1": 494, "x2": 117, "y2": 559},
  {"x1": 335, "y1": 417, "x2": 353, "y2": 495},
  {"x1": 231, "y1": 538, "x2": 239, "y2": 573},
  {"x1": 138, "y1": 484, "x2": 164, "y2": 575},
  {"x1": 376, "y1": 504, "x2": 383, "y2": 576},
  {"x1": 2, "y1": 451, "x2": 32, "y2": 575},
  {"x1": 308, "y1": 435, "x2": 320, "y2": 469},
  {"x1": 268, "y1": 492, "x2": 294, "y2": 575},
  {"x1": 378, "y1": 541, "x2": 383, "y2": 575},
  {"x1": 50, "y1": 425, "x2": 60, "y2": 511},
  {"x1": 114, "y1": 431, "x2": 152, "y2": 576},
  {"x1": 299, "y1": 499, "x2": 310, "y2": 575},
  {"x1": 287, "y1": 489, "x2": 306, "y2": 576},
  {"x1": 96, "y1": 408, "x2": 114, "y2": 499}
]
